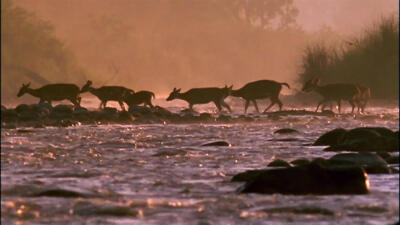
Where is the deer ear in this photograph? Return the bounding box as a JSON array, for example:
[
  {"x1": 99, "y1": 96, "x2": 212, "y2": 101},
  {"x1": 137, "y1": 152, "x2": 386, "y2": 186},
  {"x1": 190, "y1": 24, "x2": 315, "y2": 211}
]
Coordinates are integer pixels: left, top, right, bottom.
[
  {"x1": 26, "y1": 82, "x2": 31, "y2": 87},
  {"x1": 177, "y1": 88, "x2": 181, "y2": 92},
  {"x1": 229, "y1": 85, "x2": 233, "y2": 89},
  {"x1": 173, "y1": 87, "x2": 176, "y2": 91}
]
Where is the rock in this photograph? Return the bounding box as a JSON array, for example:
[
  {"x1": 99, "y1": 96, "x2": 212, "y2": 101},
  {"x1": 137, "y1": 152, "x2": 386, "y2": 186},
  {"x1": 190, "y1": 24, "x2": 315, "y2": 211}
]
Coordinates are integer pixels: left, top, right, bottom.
[
  {"x1": 52, "y1": 104, "x2": 74, "y2": 114},
  {"x1": 199, "y1": 113, "x2": 214, "y2": 121},
  {"x1": 15, "y1": 104, "x2": 31, "y2": 114},
  {"x1": 238, "y1": 162, "x2": 369, "y2": 195},
  {"x1": 290, "y1": 158, "x2": 310, "y2": 166},
  {"x1": 118, "y1": 111, "x2": 134, "y2": 122},
  {"x1": 72, "y1": 200, "x2": 137, "y2": 217},
  {"x1": 129, "y1": 105, "x2": 152, "y2": 116},
  {"x1": 268, "y1": 159, "x2": 291, "y2": 168},
  {"x1": 316, "y1": 127, "x2": 398, "y2": 152},
  {"x1": 313, "y1": 128, "x2": 347, "y2": 146},
  {"x1": 201, "y1": 141, "x2": 231, "y2": 147},
  {"x1": 216, "y1": 115, "x2": 232, "y2": 122},
  {"x1": 328, "y1": 153, "x2": 393, "y2": 174},
  {"x1": 385, "y1": 156, "x2": 399, "y2": 164},
  {"x1": 152, "y1": 106, "x2": 174, "y2": 118},
  {"x1": 231, "y1": 169, "x2": 268, "y2": 182},
  {"x1": 274, "y1": 128, "x2": 299, "y2": 134}
]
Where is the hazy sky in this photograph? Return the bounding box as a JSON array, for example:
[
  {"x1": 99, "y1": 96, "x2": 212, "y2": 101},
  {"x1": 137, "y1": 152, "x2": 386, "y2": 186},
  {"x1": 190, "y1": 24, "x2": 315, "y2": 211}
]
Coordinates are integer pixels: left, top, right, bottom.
[{"x1": 295, "y1": 0, "x2": 398, "y2": 34}]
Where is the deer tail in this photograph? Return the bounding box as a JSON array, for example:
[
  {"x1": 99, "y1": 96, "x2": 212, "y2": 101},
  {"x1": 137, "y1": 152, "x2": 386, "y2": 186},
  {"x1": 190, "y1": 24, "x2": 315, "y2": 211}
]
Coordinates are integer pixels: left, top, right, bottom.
[{"x1": 281, "y1": 82, "x2": 290, "y2": 89}]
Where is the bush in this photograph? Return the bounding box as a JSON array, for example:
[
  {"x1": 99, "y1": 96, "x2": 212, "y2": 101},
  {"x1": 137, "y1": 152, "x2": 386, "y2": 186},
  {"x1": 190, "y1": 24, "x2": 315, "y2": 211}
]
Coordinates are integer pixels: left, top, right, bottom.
[{"x1": 298, "y1": 16, "x2": 399, "y2": 99}]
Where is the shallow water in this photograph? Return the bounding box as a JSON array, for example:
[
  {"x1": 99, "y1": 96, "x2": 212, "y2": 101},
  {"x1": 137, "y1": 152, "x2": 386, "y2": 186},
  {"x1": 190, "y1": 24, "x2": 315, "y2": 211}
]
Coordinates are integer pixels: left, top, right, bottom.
[{"x1": 1, "y1": 105, "x2": 399, "y2": 225}]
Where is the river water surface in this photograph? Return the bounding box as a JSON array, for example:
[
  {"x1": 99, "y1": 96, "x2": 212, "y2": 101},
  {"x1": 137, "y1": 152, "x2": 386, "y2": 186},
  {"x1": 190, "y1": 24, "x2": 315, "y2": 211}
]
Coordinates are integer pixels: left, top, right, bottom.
[{"x1": 1, "y1": 104, "x2": 399, "y2": 225}]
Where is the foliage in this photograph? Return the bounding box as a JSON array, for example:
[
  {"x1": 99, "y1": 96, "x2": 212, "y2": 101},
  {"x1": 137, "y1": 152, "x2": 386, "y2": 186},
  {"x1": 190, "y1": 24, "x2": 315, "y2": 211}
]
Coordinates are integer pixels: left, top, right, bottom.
[{"x1": 298, "y1": 16, "x2": 399, "y2": 99}]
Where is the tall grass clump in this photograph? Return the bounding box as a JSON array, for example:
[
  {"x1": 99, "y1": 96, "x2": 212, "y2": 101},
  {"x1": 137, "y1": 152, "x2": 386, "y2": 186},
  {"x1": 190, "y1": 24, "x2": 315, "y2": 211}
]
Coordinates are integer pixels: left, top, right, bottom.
[{"x1": 298, "y1": 16, "x2": 399, "y2": 99}]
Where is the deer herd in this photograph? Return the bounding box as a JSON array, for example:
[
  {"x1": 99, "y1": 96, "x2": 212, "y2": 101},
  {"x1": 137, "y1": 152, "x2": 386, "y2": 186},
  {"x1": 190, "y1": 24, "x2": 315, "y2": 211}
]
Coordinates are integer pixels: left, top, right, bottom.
[{"x1": 17, "y1": 78, "x2": 371, "y2": 114}]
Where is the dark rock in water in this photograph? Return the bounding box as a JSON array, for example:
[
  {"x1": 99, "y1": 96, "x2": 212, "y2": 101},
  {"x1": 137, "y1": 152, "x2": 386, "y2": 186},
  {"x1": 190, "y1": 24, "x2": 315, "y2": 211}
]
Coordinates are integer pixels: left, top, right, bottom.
[
  {"x1": 376, "y1": 152, "x2": 391, "y2": 160},
  {"x1": 385, "y1": 155, "x2": 399, "y2": 164},
  {"x1": 321, "y1": 110, "x2": 335, "y2": 116},
  {"x1": 72, "y1": 200, "x2": 137, "y2": 217},
  {"x1": 74, "y1": 106, "x2": 88, "y2": 113},
  {"x1": 274, "y1": 128, "x2": 299, "y2": 134},
  {"x1": 328, "y1": 153, "x2": 393, "y2": 174},
  {"x1": 152, "y1": 106, "x2": 174, "y2": 118},
  {"x1": 238, "y1": 115, "x2": 255, "y2": 122},
  {"x1": 202, "y1": 141, "x2": 231, "y2": 147},
  {"x1": 2, "y1": 109, "x2": 18, "y2": 122},
  {"x1": 129, "y1": 105, "x2": 152, "y2": 116},
  {"x1": 199, "y1": 113, "x2": 214, "y2": 121},
  {"x1": 216, "y1": 115, "x2": 232, "y2": 122},
  {"x1": 15, "y1": 104, "x2": 31, "y2": 114},
  {"x1": 53, "y1": 104, "x2": 74, "y2": 114},
  {"x1": 118, "y1": 111, "x2": 134, "y2": 122},
  {"x1": 103, "y1": 107, "x2": 118, "y2": 114},
  {"x1": 231, "y1": 169, "x2": 268, "y2": 182},
  {"x1": 153, "y1": 149, "x2": 187, "y2": 157},
  {"x1": 316, "y1": 127, "x2": 398, "y2": 152},
  {"x1": 314, "y1": 128, "x2": 347, "y2": 146},
  {"x1": 268, "y1": 159, "x2": 291, "y2": 168},
  {"x1": 291, "y1": 158, "x2": 310, "y2": 166},
  {"x1": 239, "y1": 162, "x2": 369, "y2": 195}
]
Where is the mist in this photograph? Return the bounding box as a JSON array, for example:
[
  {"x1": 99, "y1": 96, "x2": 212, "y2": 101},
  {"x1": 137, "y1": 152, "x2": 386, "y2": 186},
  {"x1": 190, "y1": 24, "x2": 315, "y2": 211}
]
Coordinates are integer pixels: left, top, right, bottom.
[{"x1": 3, "y1": 0, "x2": 398, "y2": 105}]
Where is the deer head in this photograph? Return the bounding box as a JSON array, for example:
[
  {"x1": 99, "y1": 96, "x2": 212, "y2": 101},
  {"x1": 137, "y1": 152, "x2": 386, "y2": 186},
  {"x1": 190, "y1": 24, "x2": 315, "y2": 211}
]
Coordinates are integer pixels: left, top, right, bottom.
[
  {"x1": 166, "y1": 87, "x2": 181, "y2": 101},
  {"x1": 302, "y1": 77, "x2": 321, "y2": 92},
  {"x1": 80, "y1": 80, "x2": 93, "y2": 93},
  {"x1": 17, "y1": 82, "x2": 31, "y2": 97}
]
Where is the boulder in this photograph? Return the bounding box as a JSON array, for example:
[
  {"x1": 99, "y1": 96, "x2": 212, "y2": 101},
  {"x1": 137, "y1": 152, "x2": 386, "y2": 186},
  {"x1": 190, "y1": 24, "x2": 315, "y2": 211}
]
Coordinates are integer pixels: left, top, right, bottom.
[
  {"x1": 274, "y1": 128, "x2": 299, "y2": 134},
  {"x1": 313, "y1": 128, "x2": 347, "y2": 146},
  {"x1": 316, "y1": 127, "x2": 398, "y2": 152},
  {"x1": 201, "y1": 141, "x2": 231, "y2": 147},
  {"x1": 238, "y1": 162, "x2": 369, "y2": 195},
  {"x1": 268, "y1": 159, "x2": 291, "y2": 168},
  {"x1": 290, "y1": 158, "x2": 310, "y2": 166},
  {"x1": 328, "y1": 153, "x2": 393, "y2": 174}
]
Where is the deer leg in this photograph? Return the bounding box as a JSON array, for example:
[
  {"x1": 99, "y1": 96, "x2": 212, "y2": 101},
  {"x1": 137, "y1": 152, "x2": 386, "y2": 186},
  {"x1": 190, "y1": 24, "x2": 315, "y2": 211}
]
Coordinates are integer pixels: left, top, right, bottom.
[
  {"x1": 99, "y1": 101, "x2": 104, "y2": 109},
  {"x1": 276, "y1": 98, "x2": 283, "y2": 111},
  {"x1": 251, "y1": 100, "x2": 260, "y2": 113},
  {"x1": 244, "y1": 100, "x2": 250, "y2": 114},
  {"x1": 220, "y1": 100, "x2": 231, "y2": 113},
  {"x1": 213, "y1": 101, "x2": 222, "y2": 112},
  {"x1": 337, "y1": 100, "x2": 341, "y2": 114},
  {"x1": 189, "y1": 104, "x2": 194, "y2": 111},
  {"x1": 119, "y1": 101, "x2": 126, "y2": 111},
  {"x1": 349, "y1": 100, "x2": 355, "y2": 113},
  {"x1": 148, "y1": 100, "x2": 154, "y2": 108},
  {"x1": 263, "y1": 100, "x2": 276, "y2": 113},
  {"x1": 315, "y1": 100, "x2": 327, "y2": 112}
]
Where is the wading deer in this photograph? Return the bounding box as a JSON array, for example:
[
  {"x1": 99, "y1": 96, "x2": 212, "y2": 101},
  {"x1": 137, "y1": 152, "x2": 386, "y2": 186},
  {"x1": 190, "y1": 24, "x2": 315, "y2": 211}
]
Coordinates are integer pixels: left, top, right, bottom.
[
  {"x1": 355, "y1": 84, "x2": 371, "y2": 113},
  {"x1": 302, "y1": 78, "x2": 360, "y2": 114},
  {"x1": 166, "y1": 86, "x2": 232, "y2": 112},
  {"x1": 80, "y1": 80, "x2": 134, "y2": 111},
  {"x1": 17, "y1": 82, "x2": 82, "y2": 107},
  {"x1": 230, "y1": 80, "x2": 290, "y2": 113},
  {"x1": 124, "y1": 91, "x2": 155, "y2": 109}
]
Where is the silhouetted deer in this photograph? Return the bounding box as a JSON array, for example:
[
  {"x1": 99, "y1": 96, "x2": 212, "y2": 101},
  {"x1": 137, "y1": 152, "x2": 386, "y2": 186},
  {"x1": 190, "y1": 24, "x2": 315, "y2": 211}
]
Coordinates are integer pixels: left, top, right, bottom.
[
  {"x1": 166, "y1": 86, "x2": 232, "y2": 112},
  {"x1": 230, "y1": 80, "x2": 290, "y2": 113},
  {"x1": 80, "y1": 80, "x2": 134, "y2": 111},
  {"x1": 302, "y1": 78, "x2": 360, "y2": 113},
  {"x1": 355, "y1": 84, "x2": 371, "y2": 113},
  {"x1": 124, "y1": 91, "x2": 155, "y2": 109},
  {"x1": 17, "y1": 82, "x2": 81, "y2": 107}
]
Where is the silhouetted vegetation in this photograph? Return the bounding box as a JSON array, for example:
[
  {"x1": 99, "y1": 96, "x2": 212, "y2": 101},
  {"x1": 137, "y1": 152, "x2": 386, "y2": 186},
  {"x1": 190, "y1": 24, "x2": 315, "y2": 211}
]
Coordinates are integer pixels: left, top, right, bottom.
[
  {"x1": 1, "y1": 0, "x2": 87, "y2": 101},
  {"x1": 298, "y1": 16, "x2": 399, "y2": 99}
]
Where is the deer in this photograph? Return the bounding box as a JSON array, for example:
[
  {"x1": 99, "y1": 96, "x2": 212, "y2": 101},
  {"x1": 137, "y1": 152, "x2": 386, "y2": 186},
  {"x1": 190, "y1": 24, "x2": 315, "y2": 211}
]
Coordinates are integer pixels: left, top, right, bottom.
[
  {"x1": 302, "y1": 77, "x2": 361, "y2": 114},
  {"x1": 124, "y1": 91, "x2": 155, "y2": 109},
  {"x1": 230, "y1": 79, "x2": 290, "y2": 113},
  {"x1": 80, "y1": 80, "x2": 134, "y2": 111},
  {"x1": 166, "y1": 85, "x2": 232, "y2": 112},
  {"x1": 355, "y1": 84, "x2": 371, "y2": 113},
  {"x1": 17, "y1": 82, "x2": 82, "y2": 107}
]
